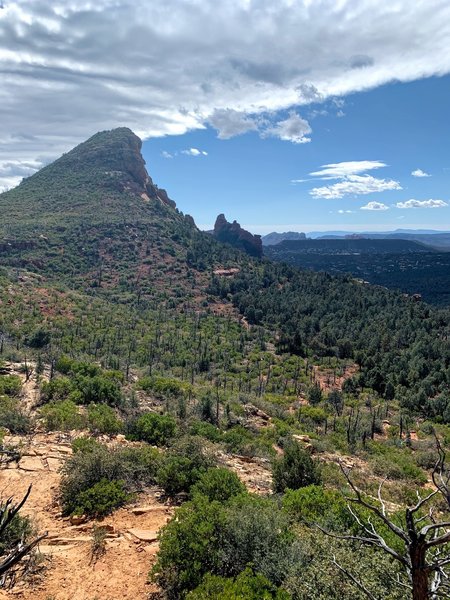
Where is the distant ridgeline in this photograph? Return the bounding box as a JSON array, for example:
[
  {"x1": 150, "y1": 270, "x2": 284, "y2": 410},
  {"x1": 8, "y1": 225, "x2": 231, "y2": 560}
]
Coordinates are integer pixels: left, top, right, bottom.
[{"x1": 265, "y1": 238, "x2": 450, "y2": 306}]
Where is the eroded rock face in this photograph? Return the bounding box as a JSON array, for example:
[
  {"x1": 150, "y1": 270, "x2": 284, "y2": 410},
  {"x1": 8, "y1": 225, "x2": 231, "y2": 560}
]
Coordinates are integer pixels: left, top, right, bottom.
[{"x1": 213, "y1": 214, "x2": 263, "y2": 258}]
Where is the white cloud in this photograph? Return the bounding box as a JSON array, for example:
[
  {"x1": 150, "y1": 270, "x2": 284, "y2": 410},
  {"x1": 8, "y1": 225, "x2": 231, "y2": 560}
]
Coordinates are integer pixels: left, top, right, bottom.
[
  {"x1": 262, "y1": 112, "x2": 311, "y2": 144},
  {"x1": 310, "y1": 160, "x2": 387, "y2": 179},
  {"x1": 208, "y1": 109, "x2": 259, "y2": 139},
  {"x1": 360, "y1": 201, "x2": 389, "y2": 211},
  {"x1": 396, "y1": 199, "x2": 448, "y2": 209},
  {"x1": 311, "y1": 174, "x2": 401, "y2": 199},
  {"x1": 0, "y1": 158, "x2": 43, "y2": 191},
  {"x1": 411, "y1": 168, "x2": 431, "y2": 177},
  {"x1": 0, "y1": 1, "x2": 449, "y2": 187},
  {"x1": 181, "y1": 148, "x2": 208, "y2": 157},
  {"x1": 338, "y1": 209, "x2": 355, "y2": 214},
  {"x1": 161, "y1": 150, "x2": 174, "y2": 159}
]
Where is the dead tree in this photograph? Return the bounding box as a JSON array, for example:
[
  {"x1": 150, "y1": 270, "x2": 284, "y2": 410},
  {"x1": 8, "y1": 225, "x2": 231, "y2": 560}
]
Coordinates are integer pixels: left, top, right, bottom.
[
  {"x1": 0, "y1": 485, "x2": 47, "y2": 587},
  {"x1": 320, "y1": 443, "x2": 450, "y2": 600}
]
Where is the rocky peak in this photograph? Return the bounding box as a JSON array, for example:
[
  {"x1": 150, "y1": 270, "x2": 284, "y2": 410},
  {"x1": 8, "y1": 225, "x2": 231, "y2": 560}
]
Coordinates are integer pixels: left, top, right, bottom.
[
  {"x1": 20, "y1": 127, "x2": 176, "y2": 209},
  {"x1": 213, "y1": 213, "x2": 262, "y2": 258}
]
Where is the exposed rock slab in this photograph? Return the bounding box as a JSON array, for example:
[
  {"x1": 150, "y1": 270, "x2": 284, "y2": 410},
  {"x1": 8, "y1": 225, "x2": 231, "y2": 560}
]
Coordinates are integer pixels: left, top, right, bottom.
[{"x1": 127, "y1": 528, "x2": 159, "y2": 543}]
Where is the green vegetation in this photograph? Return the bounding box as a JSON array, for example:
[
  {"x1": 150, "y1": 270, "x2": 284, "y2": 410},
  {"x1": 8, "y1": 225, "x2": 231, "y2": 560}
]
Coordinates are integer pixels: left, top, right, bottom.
[
  {"x1": 0, "y1": 128, "x2": 449, "y2": 597},
  {"x1": 70, "y1": 479, "x2": 129, "y2": 518},
  {"x1": 127, "y1": 412, "x2": 176, "y2": 445},
  {"x1": 190, "y1": 468, "x2": 246, "y2": 503},
  {"x1": 59, "y1": 443, "x2": 159, "y2": 516},
  {"x1": 265, "y1": 239, "x2": 450, "y2": 306},
  {"x1": 186, "y1": 568, "x2": 291, "y2": 599},
  {"x1": 156, "y1": 436, "x2": 216, "y2": 496},
  {"x1": 272, "y1": 441, "x2": 321, "y2": 493}
]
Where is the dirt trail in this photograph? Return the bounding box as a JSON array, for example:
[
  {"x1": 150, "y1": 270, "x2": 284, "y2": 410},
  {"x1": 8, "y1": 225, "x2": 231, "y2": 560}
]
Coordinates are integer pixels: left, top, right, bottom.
[{"x1": 0, "y1": 433, "x2": 172, "y2": 600}]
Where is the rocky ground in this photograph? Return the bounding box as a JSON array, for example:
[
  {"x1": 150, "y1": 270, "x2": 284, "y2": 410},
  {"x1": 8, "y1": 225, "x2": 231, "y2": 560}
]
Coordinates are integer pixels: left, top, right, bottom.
[
  {"x1": 0, "y1": 430, "x2": 274, "y2": 600},
  {"x1": 0, "y1": 433, "x2": 172, "y2": 600}
]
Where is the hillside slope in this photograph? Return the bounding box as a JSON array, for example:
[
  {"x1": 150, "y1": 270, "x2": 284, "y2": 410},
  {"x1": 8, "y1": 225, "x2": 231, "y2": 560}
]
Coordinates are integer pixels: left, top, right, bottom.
[{"x1": 0, "y1": 128, "x2": 246, "y2": 298}]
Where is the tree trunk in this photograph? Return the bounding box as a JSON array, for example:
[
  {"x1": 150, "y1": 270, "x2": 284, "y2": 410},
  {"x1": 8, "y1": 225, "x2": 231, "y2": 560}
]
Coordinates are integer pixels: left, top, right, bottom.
[
  {"x1": 411, "y1": 545, "x2": 429, "y2": 600},
  {"x1": 412, "y1": 569, "x2": 429, "y2": 600}
]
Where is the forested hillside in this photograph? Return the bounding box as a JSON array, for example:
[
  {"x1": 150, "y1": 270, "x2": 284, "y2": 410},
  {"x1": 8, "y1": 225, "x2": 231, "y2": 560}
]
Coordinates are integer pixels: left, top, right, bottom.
[
  {"x1": 0, "y1": 129, "x2": 449, "y2": 600},
  {"x1": 266, "y1": 240, "x2": 450, "y2": 305}
]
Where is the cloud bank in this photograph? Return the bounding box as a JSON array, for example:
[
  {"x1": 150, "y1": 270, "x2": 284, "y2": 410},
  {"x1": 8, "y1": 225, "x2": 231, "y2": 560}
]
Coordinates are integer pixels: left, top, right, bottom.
[
  {"x1": 396, "y1": 199, "x2": 448, "y2": 209},
  {"x1": 308, "y1": 161, "x2": 401, "y2": 199},
  {"x1": 1, "y1": 1, "x2": 450, "y2": 188}
]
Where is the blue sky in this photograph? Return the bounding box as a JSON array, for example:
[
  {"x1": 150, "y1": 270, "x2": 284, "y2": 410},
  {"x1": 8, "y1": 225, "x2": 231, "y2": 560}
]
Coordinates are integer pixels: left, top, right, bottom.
[
  {"x1": 142, "y1": 75, "x2": 450, "y2": 234},
  {"x1": 1, "y1": 1, "x2": 450, "y2": 234}
]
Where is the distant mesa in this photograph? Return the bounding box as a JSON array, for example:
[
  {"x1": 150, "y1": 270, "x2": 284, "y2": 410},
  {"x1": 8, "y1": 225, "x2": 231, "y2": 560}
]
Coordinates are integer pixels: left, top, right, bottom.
[
  {"x1": 213, "y1": 214, "x2": 263, "y2": 258},
  {"x1": 261, "y1": 231, "x2": 306, "y2": 246}
]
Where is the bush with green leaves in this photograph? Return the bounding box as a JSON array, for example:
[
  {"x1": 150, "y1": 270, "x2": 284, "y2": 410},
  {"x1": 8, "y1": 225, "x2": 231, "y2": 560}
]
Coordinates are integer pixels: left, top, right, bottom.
[
  {"x1": 152, "y1": 494, "x2": 296, "y2": 598},
  {"x1": 139, "y1": 376, "x2": 191, "y2": 400},
  {"x1": 272, "y1": 440, "x2": 321, "y2": 493},
  {"x1": 60, "y1": 443, "x2": 159, "y2": 516},
  {"x1": 189, "y1": 420, "x2": 223, "y2": 443},
  {"x1": 40, "y1": 377, "x2": 74, "y2": 403},
  {"x1": 0, "y1": 509, "x2": 33, "y2": 556},
  {"x1": 307, "y1": 384, "x2": 322, "y2": 406},
  {"x1": 72, "y1": 436, "x2": 102, "y2": 454},
  {"x1": 190, "y1": 468, "x2": 246, "y2": 503},
  {"x1": 40, "y1": 399, "x2": 85, "y2": 431},
  {"x1": 0, "y1": 396, "x2": 32, "y2": 434},
  {"x1": 282, "y1": 530, "x2": 405, "y2": 600},
  {"x1": 152, "y1": 494, "x2": 227, "y2": 597},
  {"x1": 186, "y1": 568, "x2": 291, "y2": 600},
  {"x1": 0, "y1": 375, "x2": 22, "y2": 397},
  {"x1": 41, "y1": 361, "x2": 123, "y2": 407},
  {"x1": 156, "y1": 436, "x2": 216, "y2": 496},
  {"x1": 367, "y1": 443, "x2": 428, "y2": 484},
  {"x1": 282, "y1": 485, "x2": 354, "y2": 532},
  {"x1": 127, "y1": 412, "x2": 176, "y2": 446},
  {"x1": 72, "y1": 374, "x2": 122, "y2": 406},
  {"x1": 70, "y1": 478, "x2": 129, "y2": 517},
  {"x1": 87, "y1": 403, "x2": 123, "y2": 435}
]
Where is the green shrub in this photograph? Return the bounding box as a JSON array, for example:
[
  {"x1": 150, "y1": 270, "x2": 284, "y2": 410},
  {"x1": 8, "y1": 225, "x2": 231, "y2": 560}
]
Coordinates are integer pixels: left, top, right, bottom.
[
  {"x1": 282, "y1": 485, "x2": 353, "y2": 531},
  {"x1": 189, "y1": 421, "x2": 223, "y2": 443},
  {"x1": 60, "y1": 444, "x2": 159, "y2": 516},
  {"x1": 70, "y1": 479, "x2": 129, "y2": 517},
  {"x1": 370, "y1": 452, "x2": 427, "y2": 484},
  {"x1": 272, "y1": 441, "x2": 321, "y2": 493},
  {"x1": 72, "y1": 436, "x2": 102, "y2": 454},
  {"x1": 187, "y1": 569, "x2": 291, "y2": 599},
  {"x1": 87, "y1": 403, "x2": 123, "y2": 435},
  {"x1": 152, "y1": 494, "x2": 295, "y2": 598},
  {"x1": 222, "y1": 425, "x2": 255, "y2": 453},
  {"x1": 40, "y1": 377, "x2": 74, "y2": 403},
  {"x1": 191, "y1": 468, "x2": 246, "y2": 503},
  {"x1": 40, "y1": 399, "x2": 85, "y2": 431},
  {"x1": 307, "y1": 384, "x2": 322, "y2": 406},
  {"x1": 0, "y1": 397, "x2": 32, "y2": 434},
  {"x1": 0, "y1": 510, "x2": 33, "y2": 556},
  {"x1": 128, "y1": 412, "x2": 176, "y2": 445},
  {"x1": 156, "y1": 436, "x2": 216, "y2": 496},
  {"x1": 0, "y1": 375, "x2": 22, "y2": 397},
  {"x1": 26, "y1": 328, "x2": 51, "y2": 348},
  {"x1": 152, "y1": 494, "x2": 227, "y2": 597},
  {"x1": 73, "y1": 374, "x2": 122, "y2": 406},
  {"x1": 139, "y1": 376, "x2": 191, "y2": 399},
  {"x1": 220, "y1": 495, "x2": 295, "y2": 584}
]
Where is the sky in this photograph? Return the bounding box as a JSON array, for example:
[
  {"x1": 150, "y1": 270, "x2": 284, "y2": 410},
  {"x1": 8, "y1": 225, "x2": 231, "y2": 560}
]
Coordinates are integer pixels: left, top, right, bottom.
[{"x1": 0, "y1": 1, "x2": 449, "y2": 234}]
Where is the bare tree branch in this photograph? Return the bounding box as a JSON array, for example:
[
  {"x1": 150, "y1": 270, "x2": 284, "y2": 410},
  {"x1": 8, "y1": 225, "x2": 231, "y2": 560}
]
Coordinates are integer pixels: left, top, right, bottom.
[{"x1": 331, "y1": 555, "x2": 378, "y2": 600}]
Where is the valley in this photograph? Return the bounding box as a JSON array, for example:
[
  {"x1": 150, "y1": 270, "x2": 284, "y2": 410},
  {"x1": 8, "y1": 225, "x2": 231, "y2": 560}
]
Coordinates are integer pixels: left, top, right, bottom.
[{"x1": 0, "y1": 129, "x2": 449, "y2": 600}]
